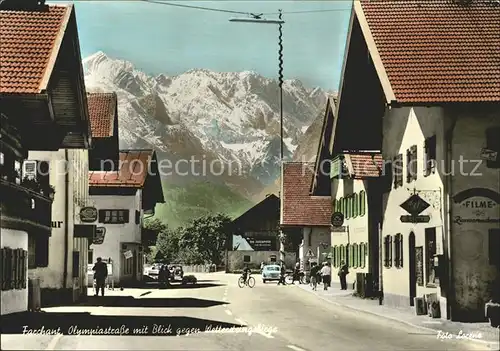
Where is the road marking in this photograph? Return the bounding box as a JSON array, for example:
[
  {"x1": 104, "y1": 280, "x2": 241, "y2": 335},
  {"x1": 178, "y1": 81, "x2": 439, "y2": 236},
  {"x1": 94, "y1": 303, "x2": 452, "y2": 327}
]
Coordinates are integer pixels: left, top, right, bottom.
[
  {"x1": 287, "y1": 345, "x2": 306, "y2": 351},
  {"x1": 225, "y1": 309, "x2": 232, "y2": 316},
  {"x1": 235, "y1": 318, "x2": 247, "y2": 325},
  {"x1": 45, "y1": 333, "x2": 63, "y2": 350}
]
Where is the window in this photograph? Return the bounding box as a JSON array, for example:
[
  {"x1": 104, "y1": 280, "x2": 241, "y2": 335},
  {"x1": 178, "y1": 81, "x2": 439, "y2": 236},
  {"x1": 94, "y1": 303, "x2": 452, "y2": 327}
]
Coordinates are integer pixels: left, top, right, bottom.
[
  {"x1": 0, "y1": 248, "x2": 27, "y2": 291},
  {"x1": 135, "y1": 210, "x2": 140, "y2": 225},
  {"x1": 394, "y1": 234, "x2": 403, "y2": 268},
  {"x1": 88, "y1": 250, "x2": 93, "y2": 265},
  {"x1": 384, "y1": 235, "x2": 393, "y2": 268},
  {"x1": 360, "y1": 243, "x2": 366, "y2": 268},
  {"x1": 124, "y1": 256, "x2": 133, "y2": 275},
  {"x1": 406, "y1": 145, "x2": 418, "y2": 183},
  {"x1": 359, "y1": 191, "x2": 366, "y2": 216},
  {"x1": 424, "y1": 135, "x2": 437, "y2": 176},
  {"x1": 243, "y1": 255, "x2": 251, "y2": 263},
  {"x1": 28, "y1": 236, "x2": 49, "y2": 269},
  {"x1": 99, "y1": 210, "x2": 129, "y2": 224},
  {"x1": 425, "y1": 228, "x2": 438, "y2": 286},
  {"x1": 14, "y1": 160, "x2": 21, "y2": 184},
  {"x1": 72, "y1": 251, "x2": 80, "y2": 278},
  {"x1": 392, "y1": 154, "x2": 403, "y2": 188},
  {"x1": 0, "y1": 152, "x2": 4, "y2": 165},
  {"x1": 489, "y1": 229, "x2": 500, "y2": 267},
  {"x1": 485, "y1": 127, "x2": 500, "y2": 168}
]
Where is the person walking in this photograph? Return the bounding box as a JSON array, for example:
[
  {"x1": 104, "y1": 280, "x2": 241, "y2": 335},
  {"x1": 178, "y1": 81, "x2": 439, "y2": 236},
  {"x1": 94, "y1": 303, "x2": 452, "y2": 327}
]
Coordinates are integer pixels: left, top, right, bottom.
[
  {"x1": 338, "y1": 260, "x2": 349, "y2": 290},
  {"x1": 278, "y1": 262, "x2": 286, "y2": 285},
  {"x1": 310, "y1": 262, "x2": 320, "y2": 291},
  {"x1": 320, "y1": 262, "x2": 331, "y2": 291},
  {"x1": 93, "y1": 257, "x2": 108, "y2": 296}
]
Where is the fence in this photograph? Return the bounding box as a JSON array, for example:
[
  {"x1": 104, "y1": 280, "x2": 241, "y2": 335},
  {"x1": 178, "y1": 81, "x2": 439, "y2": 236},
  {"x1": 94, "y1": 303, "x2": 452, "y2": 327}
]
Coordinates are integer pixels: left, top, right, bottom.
[{"x1": 182, "y1": 265, "x2": 218, "y2": 273}]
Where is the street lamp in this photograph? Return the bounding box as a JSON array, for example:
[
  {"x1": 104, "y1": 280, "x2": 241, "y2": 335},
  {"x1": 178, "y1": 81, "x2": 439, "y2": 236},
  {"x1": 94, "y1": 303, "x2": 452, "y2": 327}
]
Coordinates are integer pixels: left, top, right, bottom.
[
  {"x1": 229, "y1": 10, "x2": 285, "y2": 161},
  {"x1": 230, "y1": 11, "x2": 286, "y2": 263}
]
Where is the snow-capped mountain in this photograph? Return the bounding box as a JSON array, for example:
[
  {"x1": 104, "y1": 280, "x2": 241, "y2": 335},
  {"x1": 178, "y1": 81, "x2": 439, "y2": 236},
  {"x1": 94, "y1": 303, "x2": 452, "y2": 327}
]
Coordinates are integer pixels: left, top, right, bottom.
[{"x1": 83, "y1": 51, "x2": 328, "y2": 198}]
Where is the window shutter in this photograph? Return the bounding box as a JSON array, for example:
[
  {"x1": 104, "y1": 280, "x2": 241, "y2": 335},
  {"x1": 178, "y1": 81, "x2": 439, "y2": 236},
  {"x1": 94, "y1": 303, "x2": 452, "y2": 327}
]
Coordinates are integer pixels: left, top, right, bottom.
[
  {"x1": 353, "y1": 193, "x2": 358, "y2": 217},
  {"x1": 98, "y1": 210, "x2": 106, "y2": 223},
  {"x1": 13, "y1": 249, "x2": 19, "y2": 289},
  {"x1": 412, "y1": 146, "x2": 418, "y2": 181},
  {"x1": 399, "y1": 235, "x2": 404, "y2": 268},
  {"x1": 361, "y1": 243, "x2": 366, "y2": 268},
  {"x1": 353, "y1": 243, "x2": 358, "y2": 268},
  {"x1": 389, "y1": 236, "x2": 393, "y2": 268}
]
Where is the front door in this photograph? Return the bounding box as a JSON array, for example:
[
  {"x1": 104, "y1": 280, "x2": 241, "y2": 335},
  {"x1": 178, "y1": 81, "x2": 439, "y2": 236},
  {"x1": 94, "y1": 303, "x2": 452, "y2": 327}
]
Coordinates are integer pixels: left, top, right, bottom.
[{"x1": 409, "y1": 232, "x2": 416, "y2": 306}]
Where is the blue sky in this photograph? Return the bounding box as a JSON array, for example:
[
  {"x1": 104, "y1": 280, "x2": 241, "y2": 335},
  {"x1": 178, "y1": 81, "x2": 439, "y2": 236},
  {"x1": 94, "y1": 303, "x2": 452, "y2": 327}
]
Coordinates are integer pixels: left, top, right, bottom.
[{"x1": 71, "y1": 1, "x2": 352, "y2": 91}]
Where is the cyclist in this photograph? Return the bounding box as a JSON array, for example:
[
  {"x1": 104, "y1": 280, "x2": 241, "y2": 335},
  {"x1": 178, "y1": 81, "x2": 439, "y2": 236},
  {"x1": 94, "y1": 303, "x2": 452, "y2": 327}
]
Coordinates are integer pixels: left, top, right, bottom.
[{"x1": 242, "y1": 264, "x2": 251, "y2": 283}]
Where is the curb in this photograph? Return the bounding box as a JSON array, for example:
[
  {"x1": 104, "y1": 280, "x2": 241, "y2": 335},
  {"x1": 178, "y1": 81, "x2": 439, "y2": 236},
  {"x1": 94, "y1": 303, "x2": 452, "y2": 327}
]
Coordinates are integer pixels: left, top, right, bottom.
[{"x1": 296, "y1": 285, "x2": 499, "y2": 350}]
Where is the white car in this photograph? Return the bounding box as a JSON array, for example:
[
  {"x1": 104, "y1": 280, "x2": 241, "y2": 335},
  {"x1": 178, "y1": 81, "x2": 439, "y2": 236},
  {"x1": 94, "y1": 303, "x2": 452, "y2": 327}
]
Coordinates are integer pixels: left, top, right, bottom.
[{"x1": 262, "y1": 264, "x2": 281, "y2": 283}]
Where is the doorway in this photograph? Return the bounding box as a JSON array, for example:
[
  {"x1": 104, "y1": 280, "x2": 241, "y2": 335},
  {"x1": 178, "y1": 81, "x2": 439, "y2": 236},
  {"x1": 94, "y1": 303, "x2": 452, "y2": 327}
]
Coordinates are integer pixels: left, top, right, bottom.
[{"x1": 409, "y1": 232, "x2": 416, "y2": 306}]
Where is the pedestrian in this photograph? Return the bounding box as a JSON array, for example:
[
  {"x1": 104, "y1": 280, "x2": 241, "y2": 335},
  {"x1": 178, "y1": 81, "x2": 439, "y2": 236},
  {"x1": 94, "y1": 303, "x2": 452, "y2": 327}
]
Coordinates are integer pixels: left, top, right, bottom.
[
  {"x1": 92, "y1": 257, "x2": 108, "y2": 296},
  {"x1": 320, "y1": 262, "x2": 331, "y2": 291},
  {"x1": 278, "y1": 262, "x2": 286, "y2": 285},
  {"x1": 260, "y1": 261, "x2": 265, "y2": 273},
  {"x1": 310, "y1": 262, "x2": 320, "y2": 291},
  {"x1": 338, "y1": 260, "x2": 349, "y2": 290}
]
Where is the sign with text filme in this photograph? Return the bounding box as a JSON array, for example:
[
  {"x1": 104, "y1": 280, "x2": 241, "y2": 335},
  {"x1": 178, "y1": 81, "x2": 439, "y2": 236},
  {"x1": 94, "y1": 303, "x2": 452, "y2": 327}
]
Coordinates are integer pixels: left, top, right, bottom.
[{"x1": 244, "y1": 235, "x2": 277, "y2": 251}]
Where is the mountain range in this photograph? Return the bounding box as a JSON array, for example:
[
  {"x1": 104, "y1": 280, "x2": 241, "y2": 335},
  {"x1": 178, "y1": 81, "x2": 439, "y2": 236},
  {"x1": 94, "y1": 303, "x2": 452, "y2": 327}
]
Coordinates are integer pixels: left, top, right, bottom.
[{"x1": 83, "y1": 52, "x2": 329, "y2": 227}]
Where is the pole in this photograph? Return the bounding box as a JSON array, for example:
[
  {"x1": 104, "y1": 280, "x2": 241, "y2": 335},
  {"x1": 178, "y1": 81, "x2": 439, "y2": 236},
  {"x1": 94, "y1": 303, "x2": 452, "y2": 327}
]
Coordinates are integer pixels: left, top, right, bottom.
[
  {"x1": 378, "y1": 222, "x2": 383, "y2": 305},
  {"x1": 278, "y1": 9, "x2": 285, "y2": 264},
  {"x1": 278, "y1": 9, "x2": 284, "y2": 161}
]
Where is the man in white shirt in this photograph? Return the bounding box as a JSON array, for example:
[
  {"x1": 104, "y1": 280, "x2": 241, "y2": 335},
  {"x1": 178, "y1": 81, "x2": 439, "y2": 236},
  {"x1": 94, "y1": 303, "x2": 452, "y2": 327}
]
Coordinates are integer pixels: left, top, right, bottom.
[{"x1": 320, "y1": 262, "x2": 332, "y2": 291}]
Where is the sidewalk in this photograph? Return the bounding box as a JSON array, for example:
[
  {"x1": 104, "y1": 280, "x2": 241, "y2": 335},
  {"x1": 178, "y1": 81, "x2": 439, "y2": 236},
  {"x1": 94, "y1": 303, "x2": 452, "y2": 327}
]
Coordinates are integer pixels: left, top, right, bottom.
[{"x1": 297, "y1": 284, "x2": 500, "y2": 349}]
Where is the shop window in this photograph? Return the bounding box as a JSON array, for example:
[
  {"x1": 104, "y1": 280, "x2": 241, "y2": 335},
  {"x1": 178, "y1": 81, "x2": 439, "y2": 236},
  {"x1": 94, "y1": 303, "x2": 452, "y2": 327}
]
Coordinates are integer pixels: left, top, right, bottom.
[
  {"x1": 243, "y1": 255, "x2": 251, "y2": 263},
  {"x1": 485, "y1": 127, "x2": 500, "y2": 168},
  {"x1": 406, "y1": 145, "x2": 418, "y2": 183},
  {"x1": 384, "y1": 235, "x2": 393, "y2": 268},
  {"x1": 99, "y1": 209, "x2": 129, "y2": 224},
  {"x1": 359, "y1": 191, "x2": 366, "y2": 216},
  {"x1": 393, "y1": 154, "x2": 403, "y2": 188},
  {"x1": 425, "y1": 228, "x2": 438, "y2": 286},
  {"x1": 394, "y1": 234, "x2": 404, "y2": 268},
  {"x1": 424, "y1": 135, "x2": 437, "y2": 176}
]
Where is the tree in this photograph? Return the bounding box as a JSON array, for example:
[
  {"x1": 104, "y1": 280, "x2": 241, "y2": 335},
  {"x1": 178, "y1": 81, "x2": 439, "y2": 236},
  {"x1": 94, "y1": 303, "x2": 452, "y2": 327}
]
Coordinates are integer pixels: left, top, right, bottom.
[
  {"x1": 155, "y1": 227, "x2": 181, "y2": 264},
  {"x1": 180, "y1": 213, "x2": 233, "y2": 266},
  {"x1": 143, "y1": 218, "x2": 168, "y2": 263}
]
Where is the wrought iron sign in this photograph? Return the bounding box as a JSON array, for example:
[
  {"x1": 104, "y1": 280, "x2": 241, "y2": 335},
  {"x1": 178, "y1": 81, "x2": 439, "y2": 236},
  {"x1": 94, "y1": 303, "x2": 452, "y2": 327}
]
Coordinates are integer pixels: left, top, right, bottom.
[
  {"x1": 80, "y1": 207, "x2": 98, "y2": 223},
  {"x1": 400, "y1": 191, "x2": 431, "y2": 223}
]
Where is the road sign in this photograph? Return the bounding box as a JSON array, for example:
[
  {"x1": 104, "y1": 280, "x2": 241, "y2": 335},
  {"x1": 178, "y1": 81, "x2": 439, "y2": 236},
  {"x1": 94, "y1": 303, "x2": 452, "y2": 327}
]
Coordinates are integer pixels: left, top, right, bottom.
[
  {"x1": 400, "y1": 194, "x2": 430, "y2": 216},
  {"x1": 331, "y1": 226, "x2": 347, "y2": 232},
  {"x1": 400, "y1": 215, "x2": 431, "y2": 223},
  {"x1": 331, "y1": 212, "x2": 344, "y2": 227},
  {"x1": 306, "y1": 249, "x2": 315, "y2": 257}
]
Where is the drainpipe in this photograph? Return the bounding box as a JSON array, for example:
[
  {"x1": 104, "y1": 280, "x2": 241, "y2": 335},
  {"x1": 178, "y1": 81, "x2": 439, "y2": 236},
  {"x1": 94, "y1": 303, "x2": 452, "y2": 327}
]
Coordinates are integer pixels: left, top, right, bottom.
[
  {"x1": 445, "y1": 114, "x2": 458, "y2": 320},
  {"x1": 62, "y1": 150, "x2": 69, "y2": 290}
]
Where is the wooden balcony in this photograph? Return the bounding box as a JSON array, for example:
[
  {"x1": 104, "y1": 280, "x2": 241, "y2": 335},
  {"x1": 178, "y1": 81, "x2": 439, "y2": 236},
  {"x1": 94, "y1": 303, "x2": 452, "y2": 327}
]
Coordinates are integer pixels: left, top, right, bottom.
[{"x1": 0, "y1": 179, "x2": 53, "y2": 234}]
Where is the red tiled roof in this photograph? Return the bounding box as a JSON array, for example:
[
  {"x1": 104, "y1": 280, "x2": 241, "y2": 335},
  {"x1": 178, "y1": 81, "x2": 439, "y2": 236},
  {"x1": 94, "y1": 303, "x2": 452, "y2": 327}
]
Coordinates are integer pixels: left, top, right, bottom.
[
  {"x1": 87, "y1": 92, "x2": 117, "y2": 138},
  {"x1": 89, "y1": 150, "x2": 155, "y2": 188},
  {"x1": 0, "y1": 5, "x2": 72, "y2": 94},
  {"x1": 282, "y1": 162, "x2": 331, "y2": 227},
  {"x1": 346, "y1": 153, "x2": 383, "y2": 178},
  {"x1": 357, "y1": 0, "x2": 500, "y2": 102}
]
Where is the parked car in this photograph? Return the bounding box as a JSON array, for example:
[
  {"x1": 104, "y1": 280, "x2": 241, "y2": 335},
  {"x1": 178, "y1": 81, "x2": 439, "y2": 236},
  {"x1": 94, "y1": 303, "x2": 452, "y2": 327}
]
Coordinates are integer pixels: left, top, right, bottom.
[
  {"x1": 169, "y1": 264, "x2": 184, "y2": 281},
  {"x1": 145, "y1": 264, "x2": 161, "y2": 279},
  {"x1": 262, "y1": 264, "x2": 281, "y2": 283}
]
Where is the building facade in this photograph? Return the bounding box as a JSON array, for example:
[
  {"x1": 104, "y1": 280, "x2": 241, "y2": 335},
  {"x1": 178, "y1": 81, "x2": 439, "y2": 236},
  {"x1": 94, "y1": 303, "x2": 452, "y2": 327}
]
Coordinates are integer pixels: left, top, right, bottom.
[
  {"x1": 325, "y1": 0, "x2": 500, "y2": 322},
  {"x1": 0, "y1": 2, "x2": 92, "y2": 314},
  {"x1": 227, "y1": 194, "x2": 284, "y2": 271},
  {"x1": 89, "y1": 150, "x2": 164, "y2": 286}
]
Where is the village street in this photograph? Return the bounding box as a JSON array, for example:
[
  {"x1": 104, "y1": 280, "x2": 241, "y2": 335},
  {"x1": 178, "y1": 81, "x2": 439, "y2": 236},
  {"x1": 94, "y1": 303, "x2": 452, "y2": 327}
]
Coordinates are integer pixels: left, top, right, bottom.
[{"x1": 1, "y1": 273, "x2": 492, "y2": 351}]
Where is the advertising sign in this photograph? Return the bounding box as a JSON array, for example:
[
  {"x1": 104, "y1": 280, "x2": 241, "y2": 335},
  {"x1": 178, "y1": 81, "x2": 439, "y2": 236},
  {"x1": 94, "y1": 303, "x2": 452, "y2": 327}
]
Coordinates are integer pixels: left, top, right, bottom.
[{"x1": 80, "y1": 207, "x2": 98, "y2": 223}]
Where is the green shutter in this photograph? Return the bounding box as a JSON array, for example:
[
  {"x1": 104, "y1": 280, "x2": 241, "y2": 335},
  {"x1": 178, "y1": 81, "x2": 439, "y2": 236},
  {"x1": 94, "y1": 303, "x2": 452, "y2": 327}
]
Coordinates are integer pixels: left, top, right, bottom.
[
  {"x1": 354, "y1": 193, "x2": 358, "y2": 217},
  {"x1": 353, "y1": 244, "x2": 358, "y2": 267},
  {"x1": 346, "y1": 197, "x2": 350, "y2": 218},
  {"x1": 360, "y1": 191, "x2": 366, "y2": 216}
]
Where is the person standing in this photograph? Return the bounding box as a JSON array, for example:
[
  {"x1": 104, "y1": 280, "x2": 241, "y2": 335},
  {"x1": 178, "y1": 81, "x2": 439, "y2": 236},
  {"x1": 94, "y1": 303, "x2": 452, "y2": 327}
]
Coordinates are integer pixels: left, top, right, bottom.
[
  {"x1": 320, "y1": 262, "x2": 331, "y2": 291},
  {"x1": 278, "y1": 262, "x2": 286, "y2": 285},
  {"x1": 338, "y1": 260, "x2": 349, "y2": 290},
  {"x1": 93, "y1": 257, "x2": 108, "y2": 296},
  {"x1": 310, "y1": 262, "x2": 320, "y2": 291}
]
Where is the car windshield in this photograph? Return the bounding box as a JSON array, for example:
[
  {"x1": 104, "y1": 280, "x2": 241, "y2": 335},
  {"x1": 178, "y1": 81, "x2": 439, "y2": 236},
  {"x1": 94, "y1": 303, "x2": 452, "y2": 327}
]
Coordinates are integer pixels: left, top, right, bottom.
[{"x1": 265, "y1": 266, "x2": 280, "y2": 271}]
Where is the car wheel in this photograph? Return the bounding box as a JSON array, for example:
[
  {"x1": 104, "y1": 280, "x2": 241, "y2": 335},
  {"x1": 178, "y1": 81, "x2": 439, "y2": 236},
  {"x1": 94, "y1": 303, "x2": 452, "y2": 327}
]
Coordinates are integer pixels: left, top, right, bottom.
[{"x1": 263, "y1": 279, "x2": 267, "y2": 283}]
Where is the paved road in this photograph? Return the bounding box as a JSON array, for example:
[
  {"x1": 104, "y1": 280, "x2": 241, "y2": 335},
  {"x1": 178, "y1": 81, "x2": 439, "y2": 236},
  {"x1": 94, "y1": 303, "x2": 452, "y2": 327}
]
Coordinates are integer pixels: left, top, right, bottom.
[{"x1": 0, "y1": 273, "x2": 490, "y2": 351}]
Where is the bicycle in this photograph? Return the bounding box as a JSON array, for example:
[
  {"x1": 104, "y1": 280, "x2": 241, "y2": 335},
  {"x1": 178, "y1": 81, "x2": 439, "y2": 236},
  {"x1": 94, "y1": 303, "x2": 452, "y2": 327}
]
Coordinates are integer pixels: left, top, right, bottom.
[
  {"x1": 238, "y1": 274, "x2": 255, "y2": 288},
  {"x1": 284, "y1": 271, "x2": 306, "y2": 285}
]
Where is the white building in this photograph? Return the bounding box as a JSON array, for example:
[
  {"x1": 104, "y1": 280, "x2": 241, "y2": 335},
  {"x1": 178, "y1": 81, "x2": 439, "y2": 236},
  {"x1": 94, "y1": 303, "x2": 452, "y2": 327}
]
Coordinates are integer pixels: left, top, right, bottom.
[
  {"x1": 0, "y1": 3, "x2": 92, "y2": 314},
  {"x1": 327, "y1": 0, "x2": 500, "y2": 322},
  {"x1": 89, "y1": 150, "x2": 164, "y2": 286}
]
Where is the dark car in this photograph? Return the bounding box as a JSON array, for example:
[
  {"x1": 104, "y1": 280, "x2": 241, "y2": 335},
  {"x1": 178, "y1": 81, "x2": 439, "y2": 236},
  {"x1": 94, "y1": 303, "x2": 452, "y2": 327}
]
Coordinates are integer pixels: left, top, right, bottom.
[{"x1": 168, "y1": 264, "x2": 184, "y2": 281}]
